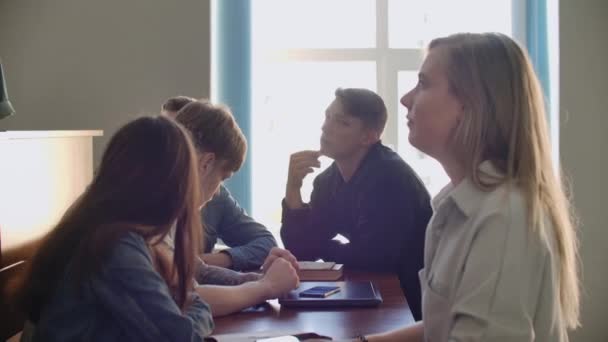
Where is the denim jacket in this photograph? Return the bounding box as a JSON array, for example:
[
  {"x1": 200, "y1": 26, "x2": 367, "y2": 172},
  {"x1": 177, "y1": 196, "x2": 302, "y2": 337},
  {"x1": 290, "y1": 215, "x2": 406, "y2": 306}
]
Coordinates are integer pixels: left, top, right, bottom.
[
  {"x1": 203, "y1": 185, "x2": 277, "y2": 270},
  {"x1": 23, "y1": 231, "x2": 214, "y2": 342}
]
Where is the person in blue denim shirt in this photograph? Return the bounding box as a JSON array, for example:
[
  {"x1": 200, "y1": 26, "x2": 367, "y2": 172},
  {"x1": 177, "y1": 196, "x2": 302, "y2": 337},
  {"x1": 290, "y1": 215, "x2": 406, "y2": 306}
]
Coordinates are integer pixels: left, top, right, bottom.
[
  {"x1": 163, "y1": 96, "x2": 277, "y2": 271},
  {"x1": 18, "y1": 116, "x2": 214, "y2": 341},
  {"x1": 202, "y1": 184, "x2": 277, "y2": 271},
  {"x1": 154, "y1": 100, "x2": 300, "y2": 317}
]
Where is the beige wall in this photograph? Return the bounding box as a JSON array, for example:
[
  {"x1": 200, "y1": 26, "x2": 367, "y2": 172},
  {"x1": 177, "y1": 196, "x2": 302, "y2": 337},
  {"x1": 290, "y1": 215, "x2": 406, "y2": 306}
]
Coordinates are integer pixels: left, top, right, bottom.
[
  {"x1": 560, "y1": 0, "x2": 608, "y2": 341},
  {"x1": 0, "y1": 0, "x2": 211, "y2": 164}
]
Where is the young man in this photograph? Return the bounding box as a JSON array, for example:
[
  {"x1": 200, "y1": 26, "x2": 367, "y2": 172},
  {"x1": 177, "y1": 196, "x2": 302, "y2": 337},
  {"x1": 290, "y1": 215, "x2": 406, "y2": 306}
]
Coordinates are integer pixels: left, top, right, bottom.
[
  {"x1": 161, "y1": 95, "x2": 196, "y2": 117},
  {"x1": 280, "y1": 88, "x2": 432, "y2": 320},
  {"x1": 154, "y1": 100, "x2": 300, "y2": 316},
  {"x1": 162, "y1": 95, "x2": 277, "y2": 271}
]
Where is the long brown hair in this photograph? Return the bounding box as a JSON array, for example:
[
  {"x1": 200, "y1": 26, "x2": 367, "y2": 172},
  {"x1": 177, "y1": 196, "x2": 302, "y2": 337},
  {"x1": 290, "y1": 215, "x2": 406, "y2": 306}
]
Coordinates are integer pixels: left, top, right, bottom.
[
  {"x1": 20, "y1": 116, "x2": 203, "y2": 321},
  {"x1": 430, "y1": 33, "x2": 580, "y2": 335}
]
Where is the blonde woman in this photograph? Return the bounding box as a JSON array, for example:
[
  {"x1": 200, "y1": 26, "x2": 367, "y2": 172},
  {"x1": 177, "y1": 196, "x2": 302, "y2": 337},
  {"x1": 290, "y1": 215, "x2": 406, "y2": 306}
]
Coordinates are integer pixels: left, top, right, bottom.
[{"x1": 361, "y1": 33, "x2": 580, "y2": 341}]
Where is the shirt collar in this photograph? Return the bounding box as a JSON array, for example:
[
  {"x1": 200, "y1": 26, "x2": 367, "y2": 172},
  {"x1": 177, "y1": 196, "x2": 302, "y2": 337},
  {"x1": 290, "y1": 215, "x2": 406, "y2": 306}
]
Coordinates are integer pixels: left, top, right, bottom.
[
  {"x1": 337, "y1": 141, "x2": 384, "y2": 186},
  {"x1": 431, "y1": 161, "x2": 504, "y2": 217}
]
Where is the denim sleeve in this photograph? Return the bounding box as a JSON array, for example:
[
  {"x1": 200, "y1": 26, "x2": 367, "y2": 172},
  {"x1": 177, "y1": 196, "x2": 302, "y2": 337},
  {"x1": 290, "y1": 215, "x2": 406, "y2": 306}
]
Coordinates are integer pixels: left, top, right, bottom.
[
  {"x1": 204, "y1": 185, "x2": 277, "y2": 271},
  {"x1": 100, "y1": 233, "x2": 214, "y2": 341}
]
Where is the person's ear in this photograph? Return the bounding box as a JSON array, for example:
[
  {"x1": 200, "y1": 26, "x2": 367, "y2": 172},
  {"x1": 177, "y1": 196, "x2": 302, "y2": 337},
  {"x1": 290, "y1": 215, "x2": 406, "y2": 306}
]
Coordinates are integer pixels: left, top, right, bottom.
[
  {"x1": 361, "y1": 129, "x2": 380, "y2": 146},
  {"x1": 198, "y1": 152, "x2": 216, "y2": 174}
]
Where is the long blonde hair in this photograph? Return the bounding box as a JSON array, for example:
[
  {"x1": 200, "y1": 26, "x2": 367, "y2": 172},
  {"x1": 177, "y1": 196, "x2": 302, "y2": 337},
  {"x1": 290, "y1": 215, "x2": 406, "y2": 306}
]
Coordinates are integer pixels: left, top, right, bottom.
[{"x1": 429, "y1": 33, "x2": 580, "y2": 333}]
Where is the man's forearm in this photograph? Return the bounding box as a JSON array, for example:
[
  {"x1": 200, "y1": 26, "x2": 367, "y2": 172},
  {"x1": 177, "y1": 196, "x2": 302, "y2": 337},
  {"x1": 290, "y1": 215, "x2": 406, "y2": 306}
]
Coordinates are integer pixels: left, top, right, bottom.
[
  {"x1": 280, "y1": 189, "x2": 334, "y2": 262},
  {"x1": 326, "y1": 238, "x2": 402, "y2": 272},
  {"x1": 225, "y1": 236, "x2": 277, "y2": 271},
  {"x1": 196, "y1": 262, "x2": 261, "y2": 286},
  {"x1": 285, "y1": 184, "x2": 304, "y2": 209},
  {"x1": 200, "y1": 252, "x2": 233, "y2": 268},
  {"x1": 280, "y1": 222, "x2": 329, "y2": 262},
  {"x1": 195, "y1": 257, "x2": 300, "y2": 317}
]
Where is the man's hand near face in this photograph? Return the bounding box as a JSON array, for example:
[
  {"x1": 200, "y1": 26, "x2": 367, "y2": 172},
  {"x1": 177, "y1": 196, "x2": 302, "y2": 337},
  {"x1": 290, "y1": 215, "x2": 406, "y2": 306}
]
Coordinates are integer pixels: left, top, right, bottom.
[{"x1": 285, "y1": 150, "x2": 321, "y2": 209}]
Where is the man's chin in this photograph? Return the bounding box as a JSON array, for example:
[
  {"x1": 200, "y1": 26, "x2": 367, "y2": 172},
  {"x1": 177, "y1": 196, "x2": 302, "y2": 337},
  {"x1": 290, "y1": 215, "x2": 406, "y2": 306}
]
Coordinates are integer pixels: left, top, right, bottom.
[
  {"x1": 320, "y1": 140, "x2": 331, "y2": 155},
  {"x1": 320, "y1": 149, "x2": 337, "y2": 160},
  {"x1": 319, "y1": 145, "x2": 330, "y2": 158}
]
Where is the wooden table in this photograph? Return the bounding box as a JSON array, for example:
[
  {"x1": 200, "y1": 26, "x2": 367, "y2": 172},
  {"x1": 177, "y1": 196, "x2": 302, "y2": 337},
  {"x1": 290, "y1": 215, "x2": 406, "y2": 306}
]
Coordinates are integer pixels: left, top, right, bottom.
[{"x1": 212, "y1": 272, "x2": 415, "y2": 339}]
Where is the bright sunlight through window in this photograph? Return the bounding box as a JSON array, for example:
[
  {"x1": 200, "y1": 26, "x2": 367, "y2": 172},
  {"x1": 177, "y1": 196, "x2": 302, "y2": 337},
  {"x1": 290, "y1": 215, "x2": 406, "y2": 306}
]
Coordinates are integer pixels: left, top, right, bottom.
[{"x1": 251, "y1": 0, "x2": 513, "y2": 240}]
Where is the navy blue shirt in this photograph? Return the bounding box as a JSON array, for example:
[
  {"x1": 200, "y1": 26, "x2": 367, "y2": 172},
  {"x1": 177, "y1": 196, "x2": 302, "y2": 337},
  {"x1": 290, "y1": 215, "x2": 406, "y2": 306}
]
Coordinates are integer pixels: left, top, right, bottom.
[
  {"x1": 203, "y1": 185, "x2": 277, "y2": 271},
  {"x1": 280, "y1": 142, "x2": 431, "y2": 320}
]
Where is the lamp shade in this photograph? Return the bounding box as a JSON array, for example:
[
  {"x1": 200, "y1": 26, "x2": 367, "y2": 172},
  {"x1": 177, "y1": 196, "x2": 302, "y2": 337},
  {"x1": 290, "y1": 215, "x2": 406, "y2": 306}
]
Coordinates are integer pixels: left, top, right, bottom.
[{"x1": 0, "y1": 62, "x2": 16, "y2": 120}]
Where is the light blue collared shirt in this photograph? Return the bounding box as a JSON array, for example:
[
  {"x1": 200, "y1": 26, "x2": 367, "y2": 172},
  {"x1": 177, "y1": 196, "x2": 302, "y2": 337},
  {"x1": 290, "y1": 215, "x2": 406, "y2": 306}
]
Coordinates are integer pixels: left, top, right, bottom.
[{"x1": 420, "y1": 161, "x2": 563, "y2": 341}]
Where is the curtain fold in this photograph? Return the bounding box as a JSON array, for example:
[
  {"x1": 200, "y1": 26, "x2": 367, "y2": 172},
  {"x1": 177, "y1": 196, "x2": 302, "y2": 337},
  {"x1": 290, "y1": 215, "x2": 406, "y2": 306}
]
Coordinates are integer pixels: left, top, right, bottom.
[
  {"x1": 526, "y1": 0, "x2": 552, "y2": 113},
  {"x1": 214, "y1": 0, "x2": 252, "y2": 213},
  {"x1": 526, "y1": 0, "x2": 559, "y2": 161}
]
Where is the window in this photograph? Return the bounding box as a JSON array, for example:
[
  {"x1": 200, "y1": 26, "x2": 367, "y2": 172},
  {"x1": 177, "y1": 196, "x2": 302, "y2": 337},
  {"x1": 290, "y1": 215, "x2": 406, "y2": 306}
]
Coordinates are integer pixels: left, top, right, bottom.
[{"x1": 251, "y1": 0, "x2": 514, "y2": 239}]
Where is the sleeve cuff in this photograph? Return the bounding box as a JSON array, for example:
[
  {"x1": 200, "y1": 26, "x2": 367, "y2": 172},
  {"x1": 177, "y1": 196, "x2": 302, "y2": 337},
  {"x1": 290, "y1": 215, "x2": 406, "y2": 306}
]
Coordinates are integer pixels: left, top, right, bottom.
[
  {"x1": 281, "y1": 198, "x2": 311, "y2": 223},
  {"x1": 220, "y1": 248, "x2": 247, "y2": 271}
]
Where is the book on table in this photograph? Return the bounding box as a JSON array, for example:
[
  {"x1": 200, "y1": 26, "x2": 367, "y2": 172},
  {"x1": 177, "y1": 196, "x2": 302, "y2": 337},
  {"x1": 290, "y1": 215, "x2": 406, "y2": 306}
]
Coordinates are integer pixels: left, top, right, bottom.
[{"x1": 297, "y1": 261, "x2": 344, "y2": 281}]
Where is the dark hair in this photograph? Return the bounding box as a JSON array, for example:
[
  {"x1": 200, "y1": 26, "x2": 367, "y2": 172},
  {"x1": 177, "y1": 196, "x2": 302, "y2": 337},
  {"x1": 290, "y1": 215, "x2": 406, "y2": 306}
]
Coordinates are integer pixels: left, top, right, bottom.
[
  {"x1": 162, "y1": 95, "x2": 197, "y2": 112},
  {"x1": 20, "y1": 116, "x2": 203, "y2": 320},
  {"x1": 176, "y1": 100, "x2": 247, "y2": 172},
  {"x1": 334, "y1": 88, "x2": 387, "y2": 133}
]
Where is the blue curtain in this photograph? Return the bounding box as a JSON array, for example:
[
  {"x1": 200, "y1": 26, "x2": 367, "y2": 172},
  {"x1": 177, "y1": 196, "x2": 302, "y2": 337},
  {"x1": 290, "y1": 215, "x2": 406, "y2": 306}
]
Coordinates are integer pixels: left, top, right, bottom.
[
  {"x1": 526, "y1": 0, "x2": 551, "y2": 110},
  {"x1": 214, "y1": 0, "x2": 252, "y2": 213}
]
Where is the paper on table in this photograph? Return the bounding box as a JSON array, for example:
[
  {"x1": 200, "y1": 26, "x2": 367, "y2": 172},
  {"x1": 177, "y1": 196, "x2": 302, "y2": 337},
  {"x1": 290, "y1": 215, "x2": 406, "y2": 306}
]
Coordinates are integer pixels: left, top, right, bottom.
[{"x1": 297, "y1": 264, "x2": 344, "y2": 281}]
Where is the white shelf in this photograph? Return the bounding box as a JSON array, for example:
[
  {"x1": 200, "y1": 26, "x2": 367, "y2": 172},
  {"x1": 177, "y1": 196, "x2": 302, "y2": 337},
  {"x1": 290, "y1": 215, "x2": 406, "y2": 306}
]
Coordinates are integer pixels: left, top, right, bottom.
[{"x1": 0, "y1": 130, "x2": 103, "y2": 140}]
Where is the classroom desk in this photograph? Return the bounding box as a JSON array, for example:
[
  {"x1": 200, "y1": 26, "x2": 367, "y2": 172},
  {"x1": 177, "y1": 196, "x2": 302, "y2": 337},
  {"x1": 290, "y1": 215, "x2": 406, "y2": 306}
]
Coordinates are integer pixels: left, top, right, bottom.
[{"x1": 212, "y1": 272, "x2": 415, "y2": 339}]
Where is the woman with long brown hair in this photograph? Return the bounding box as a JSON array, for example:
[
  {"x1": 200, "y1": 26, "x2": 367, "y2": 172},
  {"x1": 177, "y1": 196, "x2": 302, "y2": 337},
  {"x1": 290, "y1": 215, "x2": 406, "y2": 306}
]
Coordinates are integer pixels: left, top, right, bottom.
[{"x1": 19, "y1": 116, "x2": 213, "y2": 341}]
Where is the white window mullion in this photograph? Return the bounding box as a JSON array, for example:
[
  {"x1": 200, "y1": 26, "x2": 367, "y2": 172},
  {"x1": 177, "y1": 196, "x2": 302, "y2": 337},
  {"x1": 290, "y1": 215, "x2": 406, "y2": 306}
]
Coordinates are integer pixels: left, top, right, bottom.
[
  {"x1": 375, "y1": 0, "x2": 398, "y2": 148},
  {"x1": 376, "y1": 0, "x2": 389, "y2": 50},
  {"x1": 511, "y1": 0, "x2": 527, "y2": 46},
  {"x1": 263, "y1": 48, "x2": 378, "y2": 62},
  {"x1": 388, "y1": 49, "x2": 425, "y2": 69}
]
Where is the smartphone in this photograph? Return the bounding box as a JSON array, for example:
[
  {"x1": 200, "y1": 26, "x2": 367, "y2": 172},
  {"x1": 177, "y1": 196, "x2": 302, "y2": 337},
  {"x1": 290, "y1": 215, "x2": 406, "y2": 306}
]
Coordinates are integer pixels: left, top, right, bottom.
[{"x1": 298, "y1": 285, "x2": 341, "y2": 298}]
